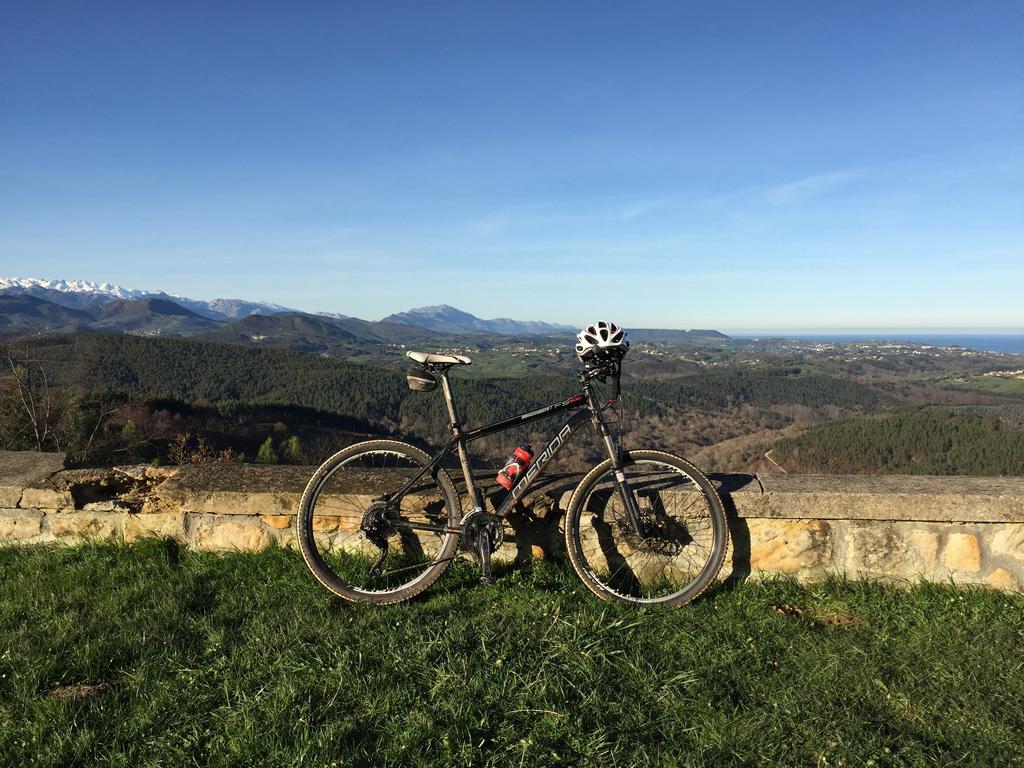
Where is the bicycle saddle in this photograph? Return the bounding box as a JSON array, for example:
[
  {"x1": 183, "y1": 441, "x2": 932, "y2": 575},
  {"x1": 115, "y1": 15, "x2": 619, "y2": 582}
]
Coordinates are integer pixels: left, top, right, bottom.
[{"x1": 406, "y1": 351, "x2": 472, "y2": 367}]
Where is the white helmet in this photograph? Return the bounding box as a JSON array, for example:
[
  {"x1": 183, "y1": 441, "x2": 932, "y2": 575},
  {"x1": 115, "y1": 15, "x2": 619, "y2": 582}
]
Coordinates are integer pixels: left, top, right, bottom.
[{"x1": 575, "y1": 321, "x2": 629, "y2": 363}]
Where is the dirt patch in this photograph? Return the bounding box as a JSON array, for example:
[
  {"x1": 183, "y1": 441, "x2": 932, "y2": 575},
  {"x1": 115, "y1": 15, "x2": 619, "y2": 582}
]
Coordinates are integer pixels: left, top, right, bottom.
[{"x1": 49, "y1": 682, "x2": 111, "y2": 701}]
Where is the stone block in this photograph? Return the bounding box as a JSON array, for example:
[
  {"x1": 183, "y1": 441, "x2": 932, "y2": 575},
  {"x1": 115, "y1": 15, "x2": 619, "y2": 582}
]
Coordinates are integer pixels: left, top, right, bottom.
[
  {"x1": 0, "y1": 451, "x2": 66, "y2": 506},
  {"x1": 990, "y1": 524, "x2": 1024, "y2": 560},
  {"x1": 908, "y1": 529, "x2": 939, "y2": 571},
  {"x1": 0, "y1": 509, "x2": 44, "y2": 540},
  {"x1": 942, "y1": 533, "x2": 981, "y2": 573},
  {"x1": 752, "y1": 474, "x2": 1024, "y2": 523},
  {"x1": 191, "y1": 517, "x2": 271, "y2": 552},
  {"x1": 124, "y1": 512, "x2": 186, "y2": 542},
  {"x1": 311, "y1": 515, "x2": 359, "y2": 533},
  {"x1": 748, "y1": 519, "x2": 832, "y2": 574},
  {"x1": 259, "y1": 514, "x2": 293, "y2": 529},
  {"x1": 20, "y1": 487, "x2": 74, "y2": 510},
  {"x1": 0, "y1": 487, "x2": 22, "y2": 508},
  {"x1": 985, "y1": 568, "x2": 1018, "y2": 590},
  {"x1": 48, "y1": 512, "x2": 122, "y2": 540},
  {"x1": 845, "y1": 523, "x2": 939, "y2": 577}
]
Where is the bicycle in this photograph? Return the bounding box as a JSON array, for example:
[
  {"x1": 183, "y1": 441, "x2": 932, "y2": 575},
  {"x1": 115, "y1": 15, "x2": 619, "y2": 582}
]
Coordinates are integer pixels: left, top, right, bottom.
[{"x1": 296, "y1": 326, "x2": 729, "y2": 607}]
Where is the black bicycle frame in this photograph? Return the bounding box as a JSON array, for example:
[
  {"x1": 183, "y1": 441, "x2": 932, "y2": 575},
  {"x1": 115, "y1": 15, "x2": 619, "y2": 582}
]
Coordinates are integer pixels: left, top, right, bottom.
[{"x1": 385, "y1": 368, "x2": 645, "y2": 536}]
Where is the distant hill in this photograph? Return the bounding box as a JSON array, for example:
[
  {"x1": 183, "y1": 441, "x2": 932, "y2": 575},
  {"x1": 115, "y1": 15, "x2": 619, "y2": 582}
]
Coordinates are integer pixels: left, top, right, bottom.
[
  {"x1": 88, "y1": 299, "x2": 220, "y2": 334},
  {"x1": 381, "y1": 304, "x2": 575, "y2": 336},
  {"x1": 199, "y1": 312, "x2": 361, "y2": 354},
  {"x1": 0, "y1": 295, "x2": 94, "y2": 333},
  {"x1": 200, "y1": 312, "x2": 445, "y2": 352},
  {"x1": 0, "y1": 296, "x2": 218, "y2": 336}
]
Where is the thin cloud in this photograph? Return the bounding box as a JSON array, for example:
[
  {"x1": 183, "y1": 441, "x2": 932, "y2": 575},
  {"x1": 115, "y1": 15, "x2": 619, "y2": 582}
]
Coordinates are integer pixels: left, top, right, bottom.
[{"x1": 763, "y1": 169, "x2": 868, "y2": 206}]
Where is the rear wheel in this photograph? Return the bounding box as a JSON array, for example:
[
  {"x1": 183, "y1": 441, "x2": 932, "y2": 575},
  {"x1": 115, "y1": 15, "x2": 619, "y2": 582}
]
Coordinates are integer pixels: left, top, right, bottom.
[
  {"x1": 296, "y1": 440, "x2": 461, "y2": 604},
  {"x1": 564, "y1": 450, "x2": 728, "y2": 607}
]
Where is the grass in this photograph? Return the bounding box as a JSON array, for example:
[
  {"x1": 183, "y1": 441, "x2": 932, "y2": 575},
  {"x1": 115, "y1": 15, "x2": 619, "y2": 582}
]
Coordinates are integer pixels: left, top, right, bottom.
[
  {"x1": 944, "y1": 375, "x2": 1024, "y2": 397},
  {"x1": 1, "y1": 542, "x2": 1022, "y2": 768}
]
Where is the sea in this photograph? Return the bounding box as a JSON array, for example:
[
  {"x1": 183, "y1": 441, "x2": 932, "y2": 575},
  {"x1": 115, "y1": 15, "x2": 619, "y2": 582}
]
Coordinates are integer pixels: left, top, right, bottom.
[{"x1": 730, "y1": 334, "x2": 1024, "y2": 356}]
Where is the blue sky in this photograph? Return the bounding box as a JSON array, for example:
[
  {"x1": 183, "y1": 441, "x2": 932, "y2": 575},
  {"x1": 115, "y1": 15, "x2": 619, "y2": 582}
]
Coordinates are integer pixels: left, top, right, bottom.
[{"x1": 2, "y1": 2, "x2": 1022, "y2": 330}]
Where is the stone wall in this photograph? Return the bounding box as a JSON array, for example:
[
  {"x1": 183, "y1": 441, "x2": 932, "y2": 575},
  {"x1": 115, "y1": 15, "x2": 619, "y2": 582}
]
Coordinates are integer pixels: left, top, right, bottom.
[{"x1": 1, "y1": 451, "x2": 1022, "y2": 590}]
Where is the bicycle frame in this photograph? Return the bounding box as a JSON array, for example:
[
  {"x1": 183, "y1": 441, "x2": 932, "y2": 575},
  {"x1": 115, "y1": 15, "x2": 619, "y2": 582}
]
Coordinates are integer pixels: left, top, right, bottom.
[{"x1": 384, "y1": 367, "x2": 645, "y2": 537}]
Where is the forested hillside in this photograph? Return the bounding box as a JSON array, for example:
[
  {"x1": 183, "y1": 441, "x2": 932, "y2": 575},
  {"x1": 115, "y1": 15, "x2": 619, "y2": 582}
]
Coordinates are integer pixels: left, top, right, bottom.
[
  {"x1": 27, "y1": 335, "x2": 886, "y2": 429},
  {"x1": 773, "y1": 408, "x2": 1024, "y2": 476},
  {"x1": 5, "y1": 334, "x2": 892, "y2": 468}
]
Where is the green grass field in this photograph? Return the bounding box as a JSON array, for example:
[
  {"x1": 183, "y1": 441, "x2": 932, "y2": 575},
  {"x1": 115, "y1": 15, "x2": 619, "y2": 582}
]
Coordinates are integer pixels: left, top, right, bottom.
[
  {"x1": 1, "y1": 542, "x2": 1022, "y2": 767},
  {"x1": 944, "y1": 375, "x2": 1024, "y2": 397}
]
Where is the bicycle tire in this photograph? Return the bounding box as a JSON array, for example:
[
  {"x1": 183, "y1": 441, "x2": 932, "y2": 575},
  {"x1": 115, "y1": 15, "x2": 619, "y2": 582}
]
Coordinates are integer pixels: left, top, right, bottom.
[
  {"x1": 296, "y1": 440, "x2": 461, "y2": 604},
  {"x1": 564, "y1": 450, "x2": 728, "y2": 607}
]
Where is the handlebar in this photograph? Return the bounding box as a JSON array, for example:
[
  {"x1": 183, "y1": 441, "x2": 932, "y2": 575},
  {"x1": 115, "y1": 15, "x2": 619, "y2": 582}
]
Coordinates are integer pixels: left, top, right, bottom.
[{"x1": 579, "y1": 360, "x2": 622, "y2": 404}]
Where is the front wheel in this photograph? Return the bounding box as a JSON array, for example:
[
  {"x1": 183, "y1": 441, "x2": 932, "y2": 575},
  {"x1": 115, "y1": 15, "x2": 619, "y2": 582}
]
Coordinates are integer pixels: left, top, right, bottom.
[{"x1": 564, "y1": 450, "x2": 728, "y2": 607}]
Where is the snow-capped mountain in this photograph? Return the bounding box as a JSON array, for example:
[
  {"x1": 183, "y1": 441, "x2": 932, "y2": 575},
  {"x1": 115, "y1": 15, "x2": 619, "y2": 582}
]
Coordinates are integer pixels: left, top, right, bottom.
[
  {"x1": 0, "y1": 276, "x2": 295, "y2": 320},
  {"x1": 0, "y1": 277, "x2": 145, "y2": 299}
]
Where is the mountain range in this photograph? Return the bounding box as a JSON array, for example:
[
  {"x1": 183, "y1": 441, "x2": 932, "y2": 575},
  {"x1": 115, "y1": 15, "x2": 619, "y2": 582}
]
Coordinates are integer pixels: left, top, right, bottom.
[
  {"x1": 0, "y1": 276, "x2": 730, "y2": 345},
  {"x1": 0, "y1": 277, "x2": 294, "y2": 320}
]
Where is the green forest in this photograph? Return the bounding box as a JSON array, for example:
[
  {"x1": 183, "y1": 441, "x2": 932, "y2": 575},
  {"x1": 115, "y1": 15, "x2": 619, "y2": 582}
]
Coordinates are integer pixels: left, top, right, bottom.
[
  {"x1": 773, "y1": 408, "x2": 1024, "y2": 475},
  {"x1": 24, "y1": 334, "x2": 885, "y2": 422},
  {"x1": 4, "y1": 333, "x2": 1023, "y2": 475}
]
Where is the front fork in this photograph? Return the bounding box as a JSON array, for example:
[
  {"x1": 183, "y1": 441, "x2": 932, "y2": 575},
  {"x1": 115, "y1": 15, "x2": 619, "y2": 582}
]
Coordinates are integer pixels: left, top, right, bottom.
[{"x1": 590, "y1": 393, "x2": 647, "y2": 538}]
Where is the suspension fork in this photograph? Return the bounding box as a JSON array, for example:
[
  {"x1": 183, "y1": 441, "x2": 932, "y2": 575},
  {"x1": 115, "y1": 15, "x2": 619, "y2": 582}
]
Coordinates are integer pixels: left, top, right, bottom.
[{"x1": 586, "y1": 383, "x2": 646, "y2": 537}]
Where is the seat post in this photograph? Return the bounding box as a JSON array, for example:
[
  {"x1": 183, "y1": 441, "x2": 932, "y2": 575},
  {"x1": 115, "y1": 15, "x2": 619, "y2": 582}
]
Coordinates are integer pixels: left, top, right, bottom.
[
  {"x1": 439, "y1": 370, "x2": 483, "y2": 511},
  {"x1": 439, "y1": 370, "x2": 460, "y2": 433}
]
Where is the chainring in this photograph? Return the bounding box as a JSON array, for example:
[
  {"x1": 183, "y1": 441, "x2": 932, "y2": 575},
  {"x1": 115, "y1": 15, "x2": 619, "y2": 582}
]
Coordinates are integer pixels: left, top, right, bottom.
[{"x1": 460, "y1": 510, "x2": 504, "y2": 552}]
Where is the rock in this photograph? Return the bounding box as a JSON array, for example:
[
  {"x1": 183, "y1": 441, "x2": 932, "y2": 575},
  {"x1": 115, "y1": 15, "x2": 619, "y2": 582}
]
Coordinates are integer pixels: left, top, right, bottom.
[
  {"x1": 48, "y1": 512, "x2": 122, "y2": 539},
  {"x1": 990, "y1": 524, "x2": 1024, "y2": 559},
  {"x1": 124, "y1": 512, "x2": 186, "y2": 542},
  {"x1": 942, "y1": 533, "x2": 981, "y2": 573},
  {"x1": 0, "y1": 509, "x2": 43, "y2": 540},
  {"x1": 748, "y1": 519, "x2": 832, "y2": 574},
  {"x1": 19, "y1": 487, "x2": 74, "y2": 510},
  {"x1": 0, "y1": 451, "x2": 66, "y2": 506},
  {"x1": 82, "y1": 501, "x2": 129, "y2": 513},
  {"x1": 845, "y1": 523, "x2": 939, "y2": 577},
  {"x1": 191, "y1": 517, "x2": 271, "y2": 551},
  {"x1": 985, "y1": 567, "x2": 1018, "y2": 590},
  {"x1": 259, "y1": 515, "x2": 293, "y2": 529}
]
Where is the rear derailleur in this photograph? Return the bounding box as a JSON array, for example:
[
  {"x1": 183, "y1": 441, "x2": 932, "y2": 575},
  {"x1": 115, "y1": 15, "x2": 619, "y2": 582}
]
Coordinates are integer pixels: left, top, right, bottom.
[{"x1": 362, "y1": 499, "x2": 398, "y2": 577}]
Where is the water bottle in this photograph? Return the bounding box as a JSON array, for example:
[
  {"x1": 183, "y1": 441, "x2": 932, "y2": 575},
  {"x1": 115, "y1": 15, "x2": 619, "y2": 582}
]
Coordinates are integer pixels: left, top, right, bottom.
[{"x1": 496, "y1": 444, "x2": 533, "y2": 490}]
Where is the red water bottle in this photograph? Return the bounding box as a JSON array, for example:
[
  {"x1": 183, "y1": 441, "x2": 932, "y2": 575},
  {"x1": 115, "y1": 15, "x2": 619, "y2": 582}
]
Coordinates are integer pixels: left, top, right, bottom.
[{"x1": 496, "y1": 444, "x2": 533, "y2": 490}]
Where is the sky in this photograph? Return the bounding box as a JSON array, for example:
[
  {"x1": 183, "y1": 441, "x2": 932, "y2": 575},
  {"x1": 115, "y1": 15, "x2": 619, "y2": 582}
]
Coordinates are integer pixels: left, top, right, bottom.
[{"x1": 1, "y1": 2, "x2": 1022, "y2": 331}]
